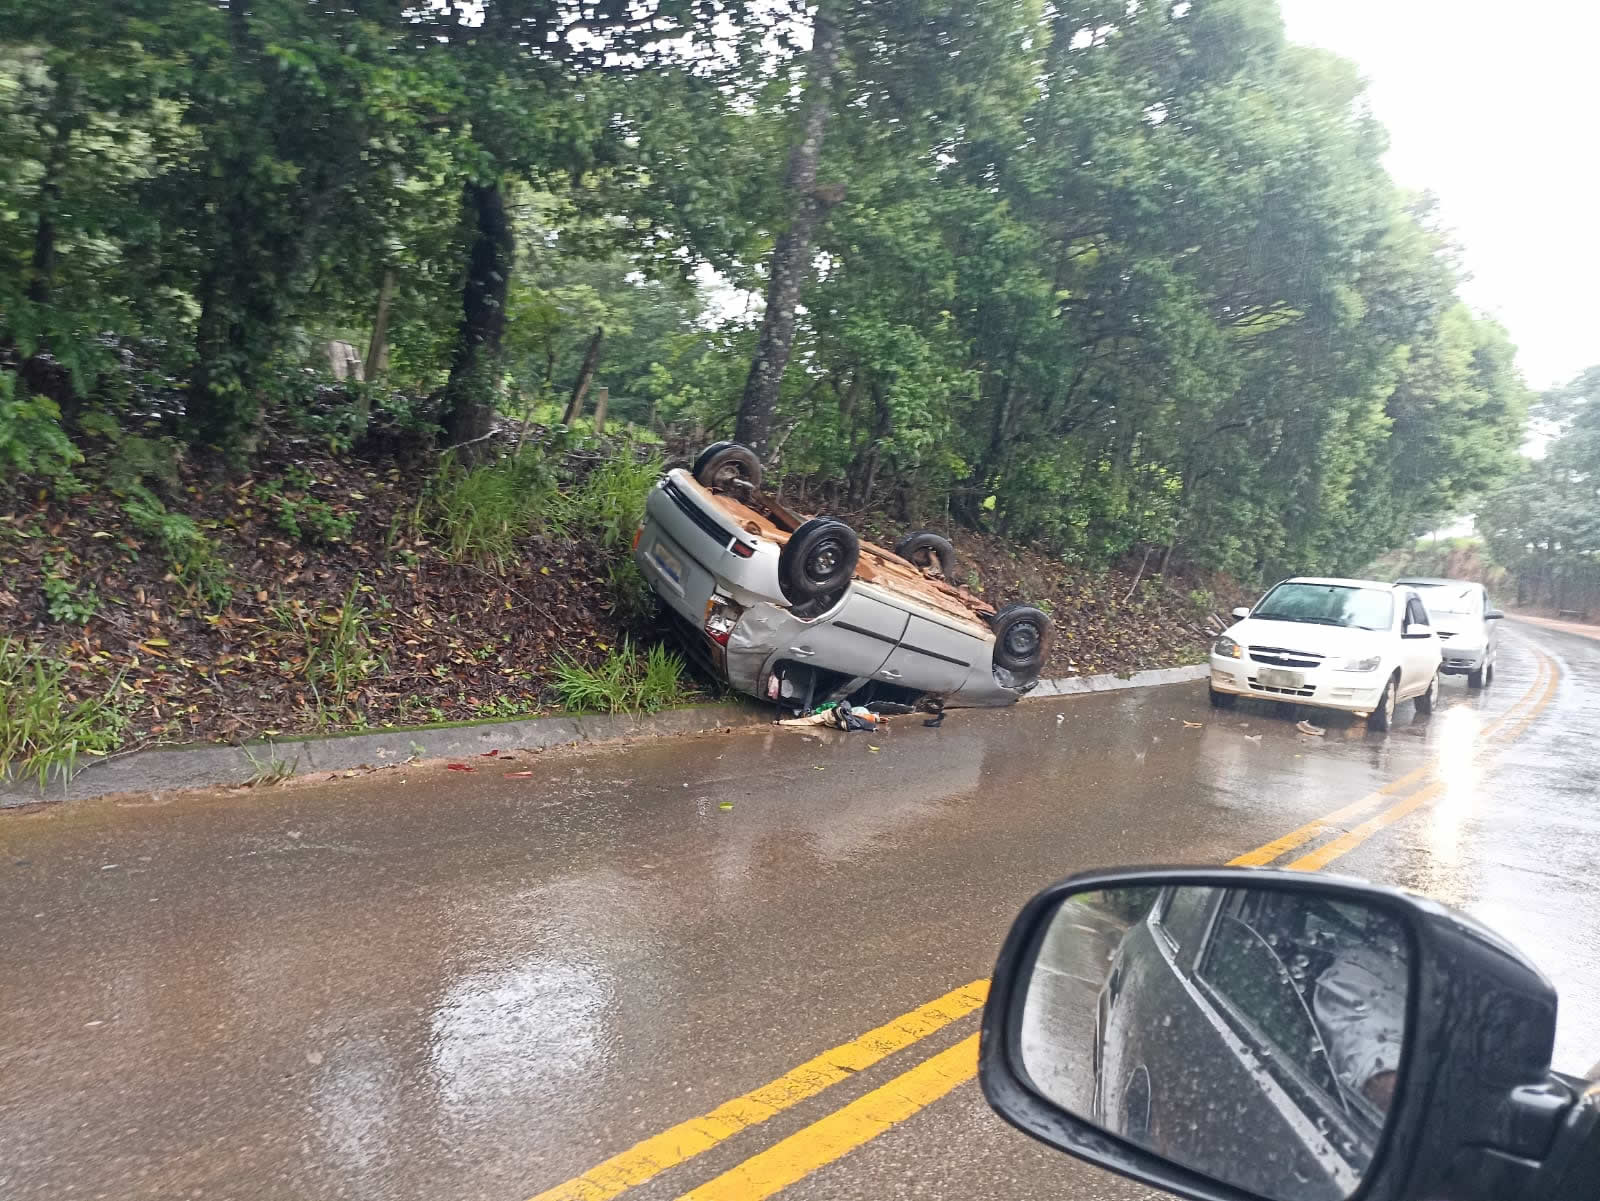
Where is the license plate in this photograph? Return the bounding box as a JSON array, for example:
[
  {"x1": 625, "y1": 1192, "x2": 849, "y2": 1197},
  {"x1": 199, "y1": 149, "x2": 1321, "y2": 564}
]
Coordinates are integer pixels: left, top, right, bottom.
[
  {"x1": 648, "y1": 539, "x2": 685, "y2": 591},
  {"x1": 1258, "y1": 667, "x2": 1305, "y2": 689}
]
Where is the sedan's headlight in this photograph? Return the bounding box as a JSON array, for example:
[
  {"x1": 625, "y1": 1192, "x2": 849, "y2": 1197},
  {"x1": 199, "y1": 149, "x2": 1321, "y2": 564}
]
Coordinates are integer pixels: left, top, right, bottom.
[
  {"x1": 1333, "y1": 655, "x2": 1382, "y2": 673},
  {"x1": 1212, "y1": 635, "x2": 1242, "y2": 659}
]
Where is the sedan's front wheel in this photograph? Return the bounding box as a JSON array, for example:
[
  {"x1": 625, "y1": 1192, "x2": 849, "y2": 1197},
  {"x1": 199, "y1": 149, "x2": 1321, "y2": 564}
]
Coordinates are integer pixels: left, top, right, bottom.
[
  {"x1": 1368, "y1": 675, "x2": 1398, "y2": 730},
  {"x1": 1415, "y1": 670, "x2": 1440, "y2": 715},
  {"x1": 1208, "y1": 685, "x2": 1237, "y2": 709}
]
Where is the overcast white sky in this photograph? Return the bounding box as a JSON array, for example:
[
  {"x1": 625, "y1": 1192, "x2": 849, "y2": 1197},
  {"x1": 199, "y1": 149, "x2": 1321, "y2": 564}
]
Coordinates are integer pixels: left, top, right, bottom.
[{"x1": 1278, "y1": 1, "x2": 1597, "y2": 391}]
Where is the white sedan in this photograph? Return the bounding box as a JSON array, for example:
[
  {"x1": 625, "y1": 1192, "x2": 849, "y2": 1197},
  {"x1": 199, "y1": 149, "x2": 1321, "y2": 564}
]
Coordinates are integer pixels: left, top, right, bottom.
[{"x1": 1207, "y1": 578, "x2": 1442, "y2": 729}]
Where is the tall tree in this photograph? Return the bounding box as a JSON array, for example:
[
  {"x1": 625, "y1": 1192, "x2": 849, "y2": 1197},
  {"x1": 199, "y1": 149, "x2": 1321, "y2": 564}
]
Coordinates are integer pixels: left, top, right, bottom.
[{"x1": 734, "y1": 3, "x2": 841, "y2": 453}]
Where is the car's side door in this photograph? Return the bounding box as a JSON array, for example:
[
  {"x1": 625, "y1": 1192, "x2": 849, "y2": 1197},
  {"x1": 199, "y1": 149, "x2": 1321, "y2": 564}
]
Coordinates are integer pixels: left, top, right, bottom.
[{"x1": 1398, "y1": 590, "x2": 1438, "y2": 696}]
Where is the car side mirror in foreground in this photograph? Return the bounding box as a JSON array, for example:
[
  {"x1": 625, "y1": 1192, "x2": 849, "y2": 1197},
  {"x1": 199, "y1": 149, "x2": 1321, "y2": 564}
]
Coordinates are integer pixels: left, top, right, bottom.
[
  {"x1": 1401, "y1": 622, "x2": 1431, "y2": 639},
  {"x1": 1486, "y1": 609, "x2": 1505, "y2": 620},
  {"x1": 979, "y1": 868, "x2": 1597, "y2": 1201},
  {"x1": 1231, "y1": 607, "x2": 1251, "y2": 620}
]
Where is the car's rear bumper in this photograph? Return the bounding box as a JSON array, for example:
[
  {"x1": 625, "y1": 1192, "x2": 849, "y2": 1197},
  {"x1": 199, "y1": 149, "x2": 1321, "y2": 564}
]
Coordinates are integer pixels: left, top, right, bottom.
[{"x1": 1209, "y1": 657, "x2": 1388, "y2": 714}]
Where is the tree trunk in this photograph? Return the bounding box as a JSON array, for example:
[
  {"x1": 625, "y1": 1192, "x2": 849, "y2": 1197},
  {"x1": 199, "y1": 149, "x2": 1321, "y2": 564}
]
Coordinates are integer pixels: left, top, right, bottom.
[
  {"x1": 563, "y1": 326, "x2": 605, "y2": 425},
  {"x1": 27, "y1": 70, "x2": 80, "y2": 307},
  {"x1": 733, "y1": 5, "x2": 843, "y2": 454},
  {"x1": 365, "y1": 268, "x2": 396, "y2": 380},
  {"x1": 443, "y1": 180, "x2": 514, "y2": 451},
  {"x1": 591, "y1": 385, "x2": 608, "y2": 434}
]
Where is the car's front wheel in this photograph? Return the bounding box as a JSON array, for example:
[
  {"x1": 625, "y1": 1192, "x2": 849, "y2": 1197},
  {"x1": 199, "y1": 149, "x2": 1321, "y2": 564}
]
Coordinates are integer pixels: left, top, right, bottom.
[
  {"x1": 1415, "y1": 669, "x2": 1440, "y2": 715},
  {"x1": 1208, "y1": 686, "x2": 1237, "y2": 709},
  {"x1": 1468, "y1": 660, "x2": 1492, "y2": 689},
  {"x1": 1368, "y1": 675, "x2": 1399, "y2": 730}
]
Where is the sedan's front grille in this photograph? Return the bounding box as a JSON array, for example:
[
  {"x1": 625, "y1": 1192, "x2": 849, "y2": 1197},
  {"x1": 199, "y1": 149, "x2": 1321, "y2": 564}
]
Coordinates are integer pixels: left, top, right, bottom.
[
  {"x1": 1248, "y1": 678, "x2": 1316, "y2": 698},
  {"x1": 1247, "y1": 646, "x2": 1324, "y2": 669}
]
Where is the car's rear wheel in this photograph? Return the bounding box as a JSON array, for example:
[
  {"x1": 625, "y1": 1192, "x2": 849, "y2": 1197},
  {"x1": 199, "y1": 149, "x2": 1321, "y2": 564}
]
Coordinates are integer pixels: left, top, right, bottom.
[
  {"x1": 1208, "y1": 686, "x2": 1237, "y2": 709},
  {"x1": 990, "y1": 604, "x2": 1053, "y2": 676},
  {"x1": 693, "y1": 442, "x2": 763, "y2": 493},
  {"x1": 1415, "y1": 670, "x2": 1440, "y2": 715},
  {"x1": 778, "y1": 517, "x2": 860, "y2": 603},
  {"x1": 893, "y1": 531, "x2": 957, "y2": 579},
  {"x1": 1368, "y1": 674, "x2": 1398, "y2": 730}
]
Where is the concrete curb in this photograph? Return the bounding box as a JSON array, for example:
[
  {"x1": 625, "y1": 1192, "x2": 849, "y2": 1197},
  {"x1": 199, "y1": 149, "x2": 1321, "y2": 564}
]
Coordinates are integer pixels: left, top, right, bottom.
[
  {"x1": 1, "y1": 702, "x2": 771, "y2": 808},
  {"x1": 1, "y1": 662, "x2": 1209, "y2": 808},
  {"x1": 1027, "y1": 662, "x2": 1209, "y2": 698}
]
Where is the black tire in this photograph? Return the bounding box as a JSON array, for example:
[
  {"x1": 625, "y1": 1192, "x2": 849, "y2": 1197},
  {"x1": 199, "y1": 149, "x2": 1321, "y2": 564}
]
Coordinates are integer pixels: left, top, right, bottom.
[
  {"x1": 1415, "y1": 670, "x2": 1439, "y2": 715},
  {"x1": 893, "y1": 531, "x2": 956, "y2": 578},
  {"x1": 693, "y1": 441, "x2": 763, "y2": 493},
  {"x1": 1368, "y1": 675, "x2": 1398, "y2": 730},
  {"x1": 1485, "y1": 660, "x2": 1494, "y2": 686},
  {"x1": 1468, "y1": 664, "x2": 1486, "y2": 689},
  {"x1": 778, "y1": 517, "x2": 860, "y2": 602},
  {"x1": 990, "y1": 603, "x2": 1054, "y2": 676},
  {"x1": 1208, "y1": 686, "x2": 1237, "y2": 709}
]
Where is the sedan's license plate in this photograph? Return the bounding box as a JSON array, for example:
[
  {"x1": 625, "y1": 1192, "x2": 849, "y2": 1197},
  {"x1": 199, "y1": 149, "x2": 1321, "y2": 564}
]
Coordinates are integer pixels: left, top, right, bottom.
[
  {"x1": 1258, "y1": 667, "x2": 1305, "y2": 689},
  {"x1": 649, "y1": 539, "x2": 685, "y2": 591}
]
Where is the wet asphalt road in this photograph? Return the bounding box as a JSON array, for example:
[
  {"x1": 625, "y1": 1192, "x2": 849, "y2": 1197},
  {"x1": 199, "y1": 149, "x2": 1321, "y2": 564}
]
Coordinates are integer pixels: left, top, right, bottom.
[{"x1": 3, "y1": 621, "x2": 1598, "y2": 1201}]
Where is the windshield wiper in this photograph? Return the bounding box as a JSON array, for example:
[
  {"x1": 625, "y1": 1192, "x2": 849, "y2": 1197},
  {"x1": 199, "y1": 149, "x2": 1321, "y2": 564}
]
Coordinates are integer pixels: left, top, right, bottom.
[{"x1": 1254, "y1": 614, "x2": 1346, "y2": 627}]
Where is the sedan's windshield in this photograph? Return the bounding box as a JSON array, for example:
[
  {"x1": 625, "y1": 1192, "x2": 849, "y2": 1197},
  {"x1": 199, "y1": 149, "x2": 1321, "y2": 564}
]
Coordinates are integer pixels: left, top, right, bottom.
[
  {"x1": 1405, "y1": 585, "x2": 1480, "y2": 618},
  {"x1": 1252, "y1": 584, "x2": 1394, "y2": 632}
]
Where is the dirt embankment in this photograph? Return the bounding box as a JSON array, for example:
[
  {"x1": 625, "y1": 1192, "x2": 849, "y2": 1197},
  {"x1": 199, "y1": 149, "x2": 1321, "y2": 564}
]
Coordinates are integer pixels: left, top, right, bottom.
[{"x1": 1, "y1": 437, "x2": 1215, "y2": 759}]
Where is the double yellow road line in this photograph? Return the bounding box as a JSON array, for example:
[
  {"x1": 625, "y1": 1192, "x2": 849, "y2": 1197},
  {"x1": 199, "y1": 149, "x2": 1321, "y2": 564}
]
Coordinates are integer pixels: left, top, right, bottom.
[{"x1": 532, "y1": 648, "x2": 1562, "y2": 1201}]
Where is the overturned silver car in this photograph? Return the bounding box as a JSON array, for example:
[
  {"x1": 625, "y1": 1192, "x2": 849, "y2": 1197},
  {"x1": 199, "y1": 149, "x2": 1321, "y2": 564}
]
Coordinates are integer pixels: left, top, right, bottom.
[{"x1": 633, "y1": 442, "x2": 1054, "y2": 712}]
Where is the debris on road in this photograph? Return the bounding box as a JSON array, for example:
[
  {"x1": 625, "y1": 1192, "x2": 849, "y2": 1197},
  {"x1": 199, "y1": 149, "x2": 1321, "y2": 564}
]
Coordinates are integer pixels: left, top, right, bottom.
[
  {"x1": 445, "y1": 763, "x2": 476, "y2": 772},
  {"x1": 1183, "y1": 720, "x2": 1203, "y2": 728},
  {"x1": 1296, "y1": 720, "x2": 1327, "y2": 737},
  {"x1": 777, "y1": 703, "x2": 889, "y2": 732},
  {"x1": 1244, "y1": 734, "x2": 1263, "y2": 743}
]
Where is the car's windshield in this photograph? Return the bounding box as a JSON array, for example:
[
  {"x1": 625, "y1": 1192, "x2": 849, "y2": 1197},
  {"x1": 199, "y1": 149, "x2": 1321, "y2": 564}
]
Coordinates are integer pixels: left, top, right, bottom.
[
  {"x1": 1252, "y1": 584, "x2": 1393, "y2": 632},
  {"x1": 1405, "y1": 585, "x2": 1480, "y2": 618}
]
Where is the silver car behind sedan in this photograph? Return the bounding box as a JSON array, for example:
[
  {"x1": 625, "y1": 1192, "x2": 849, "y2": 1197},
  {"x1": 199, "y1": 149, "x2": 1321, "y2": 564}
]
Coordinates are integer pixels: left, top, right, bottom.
[{"x1": 1394, "y1": 577, "x2": 1504, "y2": 688}]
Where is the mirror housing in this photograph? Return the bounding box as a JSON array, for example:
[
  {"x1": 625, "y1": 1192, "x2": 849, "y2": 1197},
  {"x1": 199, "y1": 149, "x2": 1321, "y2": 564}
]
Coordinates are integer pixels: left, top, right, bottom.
[
  {"x1": 980, "y1": 867, "x2": 1565, "y2": 1201},
  {"x1": 1231, "y1": 607, "x2": 1251, "y2": 620},
  {"x1": 1401, "y1": 622, "x2": 1432, "y2": 639},
  {"x1": 1486, "y1": 609, "x2": 1505, "y2": 621}
]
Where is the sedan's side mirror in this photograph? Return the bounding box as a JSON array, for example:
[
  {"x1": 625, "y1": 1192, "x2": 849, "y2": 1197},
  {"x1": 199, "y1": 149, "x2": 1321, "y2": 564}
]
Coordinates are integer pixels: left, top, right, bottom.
[
  {"x1": 1231, "y1": 607, "x2": 1251, "y2": 620},
  {"x1": 1401, "y1": 622, "x2": 1432, "y2": 639},
  {"x1": 1486, "y1": 609, "x2": 1505, "y2": 620},
  {"x1": 979, "y1": 867, "x2": 1570, "y2": 1201}
]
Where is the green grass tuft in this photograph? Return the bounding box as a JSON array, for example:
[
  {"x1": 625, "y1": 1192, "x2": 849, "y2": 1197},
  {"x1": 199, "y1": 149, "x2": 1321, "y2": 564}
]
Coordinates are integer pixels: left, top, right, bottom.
[
  {"x1": 0, "y1": 639, "x2": 129, "y2": 789},
  {"x1": 550, "y1": 639, "x2": 689, "y2": 715},
  {"x1": 422, "y1": 451, "x2": 563, "y2": 569},
  {"x1": 562, "y1": 445, "x2": 662, "y2": 552}
]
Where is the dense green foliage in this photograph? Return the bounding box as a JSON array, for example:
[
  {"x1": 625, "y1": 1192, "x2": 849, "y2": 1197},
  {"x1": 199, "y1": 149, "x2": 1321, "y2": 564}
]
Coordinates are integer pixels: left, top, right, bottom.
[
  {"x1": 1478, "y1": 367, "x2": 1600, "y2": 613},
  {"x1": 2, "y1": 0, "x2": 1532, "y2": 586}
]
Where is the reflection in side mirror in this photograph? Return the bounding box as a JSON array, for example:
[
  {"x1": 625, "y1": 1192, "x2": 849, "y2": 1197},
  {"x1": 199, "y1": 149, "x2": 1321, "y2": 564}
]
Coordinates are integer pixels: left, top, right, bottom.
[
  {"x1": 1231, "y1": 606, "x2": 1252, "y2": 620},
  {"x1": 1018, "y1": 884, "x2": 1412, "y2": 1201}
]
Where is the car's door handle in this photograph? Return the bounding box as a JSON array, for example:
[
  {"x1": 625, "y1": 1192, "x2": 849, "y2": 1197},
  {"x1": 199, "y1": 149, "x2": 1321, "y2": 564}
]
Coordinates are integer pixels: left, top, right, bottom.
[
  {"x1": 789, "y1": 646, "x2": 816, "y2": 658},
  {"x1": 879, "y1": 668, "x2": 901, "y2": 679}
]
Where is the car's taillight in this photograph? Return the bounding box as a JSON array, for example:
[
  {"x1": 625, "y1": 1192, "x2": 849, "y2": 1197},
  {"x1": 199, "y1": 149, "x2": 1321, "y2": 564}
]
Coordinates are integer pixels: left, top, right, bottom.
[
  {"x1": 729, "y1": 540, "x2": 756, "y2": 559},
  {"x1": 704, "y1": 595, "x2": 743, "y2": 646}
]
